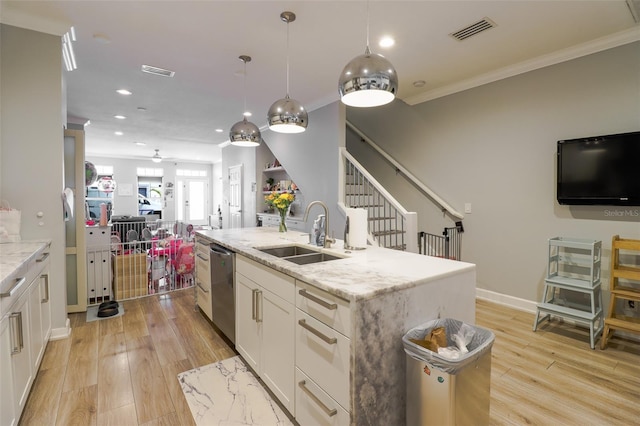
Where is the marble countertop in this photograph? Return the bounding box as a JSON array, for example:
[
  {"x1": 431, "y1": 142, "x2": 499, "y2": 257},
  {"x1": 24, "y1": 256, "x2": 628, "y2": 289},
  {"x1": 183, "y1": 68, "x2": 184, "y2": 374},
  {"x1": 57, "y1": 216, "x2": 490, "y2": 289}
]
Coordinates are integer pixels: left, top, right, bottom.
[
  {"x1": 196, "y1": 227, "x2": 475, "y2": 302},
  {"x1": 0, "y1": 240, "x2": 51, "y2": 292}
]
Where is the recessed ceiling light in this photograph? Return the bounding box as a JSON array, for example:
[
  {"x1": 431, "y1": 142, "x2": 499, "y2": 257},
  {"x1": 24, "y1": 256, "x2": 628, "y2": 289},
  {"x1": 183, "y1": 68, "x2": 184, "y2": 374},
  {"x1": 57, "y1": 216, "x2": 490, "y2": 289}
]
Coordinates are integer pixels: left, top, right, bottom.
[
  {"x1": 413, "y1": 80, "x2": 426, "y2": 88},
  {"x1": 114, "y1": 131, "x2": 123, "y2": 136},
  {"x1": 135, "y1": 142, "x2": 146, "y2": 146},
  {"x1": 116, "y1": 89, "x2": 132, "y2": 95},
  {"x1": 114, "y1": 115, "x2": 126, "y2": 120},
  {"x1": 215, "y1": 128, "x2": 224, "y2": 133},
  {"x1": 379, "y1": 36, "x2": 395, "y2": 48},
  {"x1": 137, "y1": 107, "x2": 147, "y2": 112},
  {"x1": 243, "y1": 112, "x2": 252, "y2": 117}
]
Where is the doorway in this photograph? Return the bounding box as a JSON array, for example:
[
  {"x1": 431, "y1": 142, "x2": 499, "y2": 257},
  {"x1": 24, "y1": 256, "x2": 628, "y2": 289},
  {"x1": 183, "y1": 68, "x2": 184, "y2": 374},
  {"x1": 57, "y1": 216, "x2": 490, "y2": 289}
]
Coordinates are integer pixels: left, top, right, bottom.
[
  {"x1": 228, "y1": 164, "x2": 243, "y2": 229},
  {"x1": 177, "y1": 178, "x2": 209, "y2": 226}
]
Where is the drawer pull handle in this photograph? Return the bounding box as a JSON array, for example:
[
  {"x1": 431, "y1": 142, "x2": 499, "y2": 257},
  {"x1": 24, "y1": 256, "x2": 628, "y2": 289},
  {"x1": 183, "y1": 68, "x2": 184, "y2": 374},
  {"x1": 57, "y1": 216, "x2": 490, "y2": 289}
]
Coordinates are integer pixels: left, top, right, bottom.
[
  {"x1": 9, "y1": 312, "x2": 24, "y2": 354},
  {"x1": 197, "y1": 253, "x2": 209, "y2": 261},
  {"x1": 41, "y1": 274, "x2": 50, "y2": 303},
  {"x1": 37, "y1": 252, "x2": 51, "y2": 263},
  {"x1": 298, "y1": 319, "x2": 337, "y2": 345},
  {"x1": 252, "y1": 289, "x2": 258, "y2": 320},
  {"x1": 256, "y1": 290, "x2": 263, "y2": 323},
  {"x1": 298, "y1": 380, "x2": 337, "y2": 417},
  {"x1": 1, "y1": 277, "x2": 26, "y2": 298},
  {"x1": 196, "y1": 281, "x2": 209, "y2": 293},
  {"x1": 299, "y1": 289, "x2": 337, "y2": 310}
]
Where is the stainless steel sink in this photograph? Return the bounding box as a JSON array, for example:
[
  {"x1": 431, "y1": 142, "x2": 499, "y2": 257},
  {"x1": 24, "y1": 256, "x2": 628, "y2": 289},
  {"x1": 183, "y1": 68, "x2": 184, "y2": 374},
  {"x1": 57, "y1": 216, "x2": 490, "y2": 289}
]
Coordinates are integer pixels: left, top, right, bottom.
[
  {"x1": 258, "y1": 245, "x2": 318, "y2": 258},
  {"x1": 283, "y1": 252, "x2": 343, "y2": 265},
  {"x1": 257, "y1": 245, "x2": 343, "y2": 265}
]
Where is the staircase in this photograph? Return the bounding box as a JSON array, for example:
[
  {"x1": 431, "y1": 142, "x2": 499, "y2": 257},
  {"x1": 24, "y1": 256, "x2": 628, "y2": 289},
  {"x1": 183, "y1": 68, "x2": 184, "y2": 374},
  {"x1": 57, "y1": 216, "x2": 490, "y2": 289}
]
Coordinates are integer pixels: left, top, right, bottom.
[{"x1": 339, "y1": 148, "x2": 418, "y2": 252}]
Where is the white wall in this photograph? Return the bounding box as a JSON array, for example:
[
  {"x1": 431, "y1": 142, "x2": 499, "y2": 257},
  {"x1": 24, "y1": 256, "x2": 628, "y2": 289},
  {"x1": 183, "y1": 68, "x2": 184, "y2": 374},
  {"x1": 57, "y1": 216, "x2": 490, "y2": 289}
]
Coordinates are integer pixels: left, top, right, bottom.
[
  {"x1": 347, "y1": 41, "x2": 640, "y2": 304},
  {"x1": 86, "y1": 155, "x2": 214, "y2": 222},
  {"x1": 1, "y1": 24, "x2": 67, "y2": 332}
]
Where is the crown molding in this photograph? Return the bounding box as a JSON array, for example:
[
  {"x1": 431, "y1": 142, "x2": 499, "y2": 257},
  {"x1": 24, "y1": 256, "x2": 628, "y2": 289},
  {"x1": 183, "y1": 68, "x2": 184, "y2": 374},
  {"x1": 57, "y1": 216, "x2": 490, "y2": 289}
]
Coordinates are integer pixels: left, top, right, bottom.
[
  {"x1": 0, "y1": 3, "x2": 70, "y2": 36},
  {"x1": 404, "y1": 26, "x2": 640, "y2": 106}
]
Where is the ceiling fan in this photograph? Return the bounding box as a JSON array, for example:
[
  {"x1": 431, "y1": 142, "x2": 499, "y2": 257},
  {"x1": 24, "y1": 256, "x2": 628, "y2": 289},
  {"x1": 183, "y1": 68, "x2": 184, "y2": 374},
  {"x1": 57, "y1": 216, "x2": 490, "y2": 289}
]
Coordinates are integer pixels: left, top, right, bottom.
[{"x1": 151, "y1": 149, "x2": 163, "y2": 163}]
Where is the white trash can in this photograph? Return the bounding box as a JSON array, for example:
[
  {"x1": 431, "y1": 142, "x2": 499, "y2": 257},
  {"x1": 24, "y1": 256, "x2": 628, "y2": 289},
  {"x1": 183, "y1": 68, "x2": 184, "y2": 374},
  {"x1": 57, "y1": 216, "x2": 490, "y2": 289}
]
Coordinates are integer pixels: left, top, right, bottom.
[{"x1": 403, "y1": 318, "x2": 495, "y2": 426}]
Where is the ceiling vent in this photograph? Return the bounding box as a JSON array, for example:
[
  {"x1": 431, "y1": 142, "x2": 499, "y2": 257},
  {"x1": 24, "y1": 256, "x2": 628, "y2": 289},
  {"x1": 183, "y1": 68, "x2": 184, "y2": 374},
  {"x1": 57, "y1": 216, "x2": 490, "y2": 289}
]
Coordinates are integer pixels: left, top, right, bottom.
[
  {"x1": 449, "y1": 18, "x2": 496, "y2": 41},
  {"x1": 141, "y1": 64, "x2": 175, "y2": 77}
]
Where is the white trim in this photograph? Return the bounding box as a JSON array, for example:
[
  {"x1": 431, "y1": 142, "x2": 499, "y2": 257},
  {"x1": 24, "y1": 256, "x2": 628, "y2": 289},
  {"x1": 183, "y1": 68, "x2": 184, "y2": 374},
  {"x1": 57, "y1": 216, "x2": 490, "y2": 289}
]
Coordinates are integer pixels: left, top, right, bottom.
[
  {"x1": 405, "y1": 26, "x2": 640, "y2": 105},
  {"x1": 49, "y1": 318, "x2": 72, "y2": 340},
  {"x1": 476, "y1": 287, "x2": 537, "y2": 313}
]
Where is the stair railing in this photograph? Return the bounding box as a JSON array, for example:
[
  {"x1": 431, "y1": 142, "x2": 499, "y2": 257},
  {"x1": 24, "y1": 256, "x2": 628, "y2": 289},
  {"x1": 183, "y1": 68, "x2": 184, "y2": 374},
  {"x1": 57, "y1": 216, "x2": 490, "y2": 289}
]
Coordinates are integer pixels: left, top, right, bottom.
[
  {"x1": 346, "y1": 120, "x2": 464, "y2": 220},
  {"x1": 339, "y1": 147, "x2": 418, "y2": 253}
]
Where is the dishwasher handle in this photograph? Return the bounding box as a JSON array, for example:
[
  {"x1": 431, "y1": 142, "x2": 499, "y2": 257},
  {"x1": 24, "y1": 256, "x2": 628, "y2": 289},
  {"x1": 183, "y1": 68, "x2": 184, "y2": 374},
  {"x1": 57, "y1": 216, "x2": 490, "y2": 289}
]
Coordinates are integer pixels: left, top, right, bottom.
[{"x1": 211, "y1": 244, "x2": 233, "y2": 256}]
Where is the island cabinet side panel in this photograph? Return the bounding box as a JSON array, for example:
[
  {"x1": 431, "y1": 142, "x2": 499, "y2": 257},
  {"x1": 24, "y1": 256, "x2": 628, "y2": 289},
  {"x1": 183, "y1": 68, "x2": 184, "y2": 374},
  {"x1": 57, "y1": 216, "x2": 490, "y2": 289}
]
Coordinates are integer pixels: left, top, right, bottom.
[{"x1": 350, "y1": 268, "x2": 476, "y2": 425}]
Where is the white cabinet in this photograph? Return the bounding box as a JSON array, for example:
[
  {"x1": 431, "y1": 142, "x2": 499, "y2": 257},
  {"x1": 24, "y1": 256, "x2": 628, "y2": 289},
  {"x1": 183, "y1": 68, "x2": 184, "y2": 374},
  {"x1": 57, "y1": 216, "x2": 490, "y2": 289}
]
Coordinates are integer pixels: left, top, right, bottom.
[
  {"x1": 257, "y1": 213, "x2": 306, "y2": 232},
  {"x1": 195, "y1": 237, "x2": 212, "y2": 320},
  {"x1": 86, "y1": 226, "x2": 112, "y2": 303},
  {"x1": 0, "y1": 316, "x2": 17, "y2": 426},
  {"x1": 295, "y1": 280, "x2": 351, "y2": 425},
  {"x1": 0, "y1": 242, "x2": 51, "y2": 424},
  {"x1": 235, "y1": 255, "x2": 295, "y2": 414}
]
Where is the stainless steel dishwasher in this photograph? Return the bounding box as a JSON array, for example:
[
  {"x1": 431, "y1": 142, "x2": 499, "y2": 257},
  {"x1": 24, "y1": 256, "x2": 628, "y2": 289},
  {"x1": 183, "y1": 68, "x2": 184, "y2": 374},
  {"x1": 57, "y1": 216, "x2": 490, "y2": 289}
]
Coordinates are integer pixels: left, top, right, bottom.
[{"x1": 210, "y1": 243, "x2": 235, "y2": 344}]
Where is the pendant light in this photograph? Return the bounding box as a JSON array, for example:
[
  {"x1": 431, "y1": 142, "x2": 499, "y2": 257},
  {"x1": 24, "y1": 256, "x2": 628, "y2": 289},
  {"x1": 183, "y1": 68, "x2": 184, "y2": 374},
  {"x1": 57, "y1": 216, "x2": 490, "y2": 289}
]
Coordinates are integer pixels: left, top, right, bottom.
[
  {"x1": 152, "y1": 149, "x2": 162, "y2": 163},
  {"x1": 267, "y1": 11, "x2": 308, "y2": 133},
  {"x1": 338, "y1": 1, "x2": 398, "y2": 107},
  {"x1": 230, "y1": 55, "x2": 261, "y2": 147}
]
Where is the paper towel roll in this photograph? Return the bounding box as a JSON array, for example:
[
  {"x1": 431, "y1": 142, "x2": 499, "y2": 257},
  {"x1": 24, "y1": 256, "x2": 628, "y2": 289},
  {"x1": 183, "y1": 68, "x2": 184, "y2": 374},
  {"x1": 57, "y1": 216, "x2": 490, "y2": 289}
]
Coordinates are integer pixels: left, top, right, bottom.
[{"x1": 346, "y1": 208, "x2": 368, "y2": 249}]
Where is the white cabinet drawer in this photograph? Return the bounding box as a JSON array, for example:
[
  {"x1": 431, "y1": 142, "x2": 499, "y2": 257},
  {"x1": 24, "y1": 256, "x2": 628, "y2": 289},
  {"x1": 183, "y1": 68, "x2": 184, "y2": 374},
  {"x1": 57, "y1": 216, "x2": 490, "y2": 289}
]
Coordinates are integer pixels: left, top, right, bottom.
[
  {"x1": 236, "y1": 255, "x2": 294, "y2": 304},
  {"x1": 295, "y1": 309, "x2": 350, "y2": 411},
  {"x1": 196, "y1": 279, "x2": 212, "y2": 320},
  {"x1": 296, "y1": 280, "x2": 350, "y2": 338},
  {"x1": 295, "y1": 368, "x2": 349, "y2": 426}
]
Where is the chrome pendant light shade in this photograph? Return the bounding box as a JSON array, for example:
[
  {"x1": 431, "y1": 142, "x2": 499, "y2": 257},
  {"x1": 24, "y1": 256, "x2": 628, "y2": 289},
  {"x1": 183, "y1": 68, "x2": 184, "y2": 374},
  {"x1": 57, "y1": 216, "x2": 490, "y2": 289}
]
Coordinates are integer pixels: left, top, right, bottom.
[
  {"x1": 267, "y1": 11, "x2": 308, "y2": 134},
  {"x1": 229, "y1": 117, "x2": 261, "y2": 147},
  {"x1": 338, "y1": 1, "x2": 398, "y2": 108},
  {"x1": 267, "y1": 95, "x2": 307, "y2": 133},
  {"x1": 338, "y1": 46, "x2": 398, "y2": 107},
  {"x1": 230, "y1": 55, "x2": 261, "y2": 147}
]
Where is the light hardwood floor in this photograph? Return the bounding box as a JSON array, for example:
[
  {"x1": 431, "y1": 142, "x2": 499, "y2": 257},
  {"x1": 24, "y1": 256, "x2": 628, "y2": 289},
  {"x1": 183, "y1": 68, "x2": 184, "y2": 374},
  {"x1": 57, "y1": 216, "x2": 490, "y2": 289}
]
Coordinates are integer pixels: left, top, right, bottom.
[{"x1": 19, "y1": 291, "x2": 640, "y2": 425}]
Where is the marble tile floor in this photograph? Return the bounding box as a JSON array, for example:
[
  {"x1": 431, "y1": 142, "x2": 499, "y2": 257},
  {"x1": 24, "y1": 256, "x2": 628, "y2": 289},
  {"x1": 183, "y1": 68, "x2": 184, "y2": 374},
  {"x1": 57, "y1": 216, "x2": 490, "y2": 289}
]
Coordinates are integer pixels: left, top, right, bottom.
[{"x1": 178, "y1": 356, "x2": 293, "y2": 426}]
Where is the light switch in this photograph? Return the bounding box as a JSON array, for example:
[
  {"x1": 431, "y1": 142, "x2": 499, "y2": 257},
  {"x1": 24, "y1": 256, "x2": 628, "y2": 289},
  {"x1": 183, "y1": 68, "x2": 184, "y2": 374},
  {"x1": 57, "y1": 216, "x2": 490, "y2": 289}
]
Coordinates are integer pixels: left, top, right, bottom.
[{"x1": 464, "y1": 203, "x2": 472, "y2": 214}]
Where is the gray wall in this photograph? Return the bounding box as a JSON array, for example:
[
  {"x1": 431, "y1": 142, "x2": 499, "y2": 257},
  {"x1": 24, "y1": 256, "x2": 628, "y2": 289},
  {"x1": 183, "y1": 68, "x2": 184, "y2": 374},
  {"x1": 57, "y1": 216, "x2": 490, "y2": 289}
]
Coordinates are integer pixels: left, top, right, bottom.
[
  {"x1": 262, "y1": 102, "x2": 346, "y2": 237},
  {"x1": 1, "y1": 24, "x2": 67, "y2": 332},
  {"x1": 347, "y1": 41, "x2": 640, "y2": 304}
]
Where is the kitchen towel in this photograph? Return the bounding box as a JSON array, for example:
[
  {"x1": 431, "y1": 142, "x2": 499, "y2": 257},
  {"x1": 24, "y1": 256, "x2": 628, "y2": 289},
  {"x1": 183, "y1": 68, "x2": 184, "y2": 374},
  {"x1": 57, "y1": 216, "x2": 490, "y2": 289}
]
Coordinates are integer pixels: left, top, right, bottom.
[{"x1": 346, "y1": 207, "x2": 368, "y2": 249}]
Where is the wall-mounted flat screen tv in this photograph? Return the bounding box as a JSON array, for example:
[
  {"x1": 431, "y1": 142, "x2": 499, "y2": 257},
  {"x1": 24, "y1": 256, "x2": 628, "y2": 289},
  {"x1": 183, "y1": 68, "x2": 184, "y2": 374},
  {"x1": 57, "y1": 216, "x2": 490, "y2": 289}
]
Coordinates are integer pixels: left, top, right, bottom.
[{"x1": 557, "y1": 131, "x2": 640, "y2": 206}]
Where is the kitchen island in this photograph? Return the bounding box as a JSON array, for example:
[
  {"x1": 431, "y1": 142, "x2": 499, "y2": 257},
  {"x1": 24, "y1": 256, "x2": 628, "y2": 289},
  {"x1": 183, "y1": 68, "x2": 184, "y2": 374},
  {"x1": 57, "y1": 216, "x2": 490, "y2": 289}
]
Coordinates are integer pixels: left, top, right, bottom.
[{"x1": 196, "y1": 227, "x2": 476, "y2": 425}]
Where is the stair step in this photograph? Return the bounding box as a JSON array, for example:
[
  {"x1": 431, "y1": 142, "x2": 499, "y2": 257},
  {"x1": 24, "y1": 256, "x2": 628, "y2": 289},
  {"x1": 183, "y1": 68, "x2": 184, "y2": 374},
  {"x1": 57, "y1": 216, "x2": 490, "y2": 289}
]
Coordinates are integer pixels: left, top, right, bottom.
[
  {"x1": 372, "y1": 229, "x2": 405, "y2": 237},
  {"x1": 610, "y1": 287, "x2": 640, "y2": 301},
  {"x1": 537, "y1": 302, "x2": 601, "y2": 321},
  {"x1": 612, "y1": 265, "x2": 640, "y2": 280},
  {"x1": 604, "y1": 315, "x2": 640, "y2": 333},
  {"x1": 386, "y1": 244, "x2": 407, "y2": 251},
  {"x1": 369, "y1": 216, "x2": 396, "y2": 221}
]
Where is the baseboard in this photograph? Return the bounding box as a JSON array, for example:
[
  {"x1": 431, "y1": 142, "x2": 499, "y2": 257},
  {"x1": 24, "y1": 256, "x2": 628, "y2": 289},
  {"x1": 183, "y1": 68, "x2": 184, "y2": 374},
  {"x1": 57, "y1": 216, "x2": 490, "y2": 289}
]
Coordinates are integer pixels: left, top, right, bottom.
[
  {"x1": 49, "y1": 318, "x2": 72, "y2": 341},
  {"x1": 476, "y1": 288, "x2": 537, "y2": 313},
  {"x1": 476, "y1": 288, "x2": 640, "y2": 343}
]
